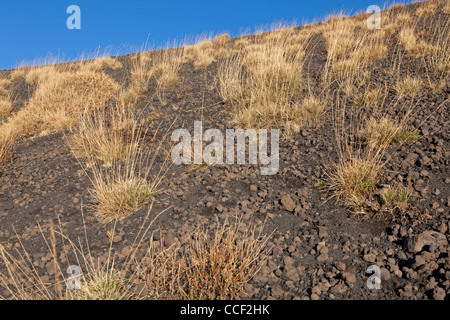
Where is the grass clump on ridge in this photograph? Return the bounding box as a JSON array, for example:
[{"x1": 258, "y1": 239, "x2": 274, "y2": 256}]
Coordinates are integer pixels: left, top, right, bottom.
[{"x1": 0, "y1": 70, "x2": 119, "y2": 142}]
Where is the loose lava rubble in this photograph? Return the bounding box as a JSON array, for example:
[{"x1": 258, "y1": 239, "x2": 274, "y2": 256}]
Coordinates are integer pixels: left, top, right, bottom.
[{"x1": 0, "y1": 1, "x2": 448, "y2": 300}]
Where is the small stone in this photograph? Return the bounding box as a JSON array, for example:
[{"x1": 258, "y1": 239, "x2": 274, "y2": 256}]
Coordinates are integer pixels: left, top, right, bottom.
[
  {"x1": 284, "y1": 256, "x2": 295, "y2": 267},
  {"x1": 316, "y1": 253, "x2": 328, "y2": 263},
  {"x1": 433, "y1": 287, "x2": 446, "y2": 300},
  {"x1": 363, "y1": 254, "x2": 377, "y2": 263},
  {"x1": 318, "y1": 227, "x2": 328, "y2": 239},
  {"x1": 342, "y1": 272, "x2": 356, "y2": 285},
  {"x1": 412, "y1": 255, "x2": 426, "y2": 269},
  {"x1": 406, "y1": 230, "x2": 448, "y2": 253},
  {"x1": 310, "y1": 293, "x2": 320, "y2": 300},
  {"x1": 284, "y1": 266, "x2": 300, "y2": 282},
  {"x1": 164, "y1": 231, "x2": 175, "y2": 247},
  {"x1": 273, "y1": 246, "x2": 283, "y2": 256},
  {"x1": 380, "y1": 268, "x2": 391, "y2": 281},
  {"x1": 280, "y1": 195, "x2": 296, "y2": 212},
  {"x1": 335, "y1": 262, "x2": 346, "y2": 272},
  {"x1": 330, "y1": 280, "x2": 348, "y2": 294},
  {"x1": 270, "y1": 284, "x2": 284, "y2": 297}
]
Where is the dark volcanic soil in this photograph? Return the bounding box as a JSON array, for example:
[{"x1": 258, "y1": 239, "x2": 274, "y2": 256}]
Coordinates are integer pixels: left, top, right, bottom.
[{"x1": 0, "y1": 2, "x2": 449, "y2": 300}]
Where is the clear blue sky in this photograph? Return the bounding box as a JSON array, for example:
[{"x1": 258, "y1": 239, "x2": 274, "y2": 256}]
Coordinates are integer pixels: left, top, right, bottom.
[{"x1": 0, "y1": 0, "x2": 413, "y2": 70}]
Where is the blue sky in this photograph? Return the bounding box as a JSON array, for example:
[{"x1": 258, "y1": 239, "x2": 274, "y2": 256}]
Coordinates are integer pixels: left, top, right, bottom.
[{"x1": 0, "y1": 0, "x2": 413, "y2": 70}]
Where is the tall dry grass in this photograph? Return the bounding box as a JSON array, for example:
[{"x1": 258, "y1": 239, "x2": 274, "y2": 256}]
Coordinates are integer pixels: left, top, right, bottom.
[
  {"x1": 0, "y1": 211, "x2": 270, "y2": 300},
  {"x1": 217, "y1": 23, "x2": 314, "y2": 132},
  {"x1": 0, "y1": 70, "x2": 119, "y2": 143},
  {"x1": 69, "y1": 105, "x2": 141, "y2": 166},
  {"x1": 324, "y1": 89, "x2": 421, "y2": 215}
]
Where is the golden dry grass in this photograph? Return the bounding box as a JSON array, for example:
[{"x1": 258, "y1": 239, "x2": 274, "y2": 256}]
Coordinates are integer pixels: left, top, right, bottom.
[
  {"x1": 69, "y1": 105, "x2": 141, "y2": 166},
  {"x1": 354, "y1": 87, "x2": 384, "y2": 107},
  {"x1": 0, "y1": 138, "x2": 13, "y2": 176},
  {"x1": 326, "y1": 155, "x2": 383, "y2": 211},
  {"x1": 89, "y1": 172, "x2": 156, "y2": 223},
  {"x1": 150, "y1": 46, "x2": 185, "y2": 90},
  {"x1": 78, "y1": 57, "x2": 123, "y2": 72},
  {"x1": 0, "y1": 70, "x2": 119, "y2": 143},
  {"x1": 0, "y1": 78, "x2": 11, "y2": 88},
  {"x1": 325, "y1": 91, "x2": 421, "y2": 215},
  {"x1": 395, "y1": 76, "x2": 422, "y2": 98},
  {"x1": 0, "y1": 88, "x2": 12, "y2": 121},
  {"x1": 380, "y1": 184, "x2": 412, "y2": 212},
  {"x1": 427, "y1": 17, "x2": 450, "y2": 75},
  {"x1": 365, "y1": 116, "x2": 419, "y2": 149},
  {"x1": 397, "y1": 12, "x2": 413, "y2": 24},
  {"x1": 444, "y1": 3, "x2": 450, "y2": 14},
  {"x1": 398, "y1": 27, "x2": 438, "y2": 57},
  {"x1": 178, "y1": 218, "x2": 270, "y2": 300},
  {"x1": 217, "y1": 24, "x2": 312, "y2": 131},
  {"x1": 0, "y1": 210, "x2": 269, "y2": 300},
  {"x1": 82, "y1": 117, "x2": 168, "y2": 223},
  {"x1": 321, "y1": 14, "x2": 388, "y2": 80},
  {"x1": 416, "y1": 2, "x2": 438, "y2": 17}
]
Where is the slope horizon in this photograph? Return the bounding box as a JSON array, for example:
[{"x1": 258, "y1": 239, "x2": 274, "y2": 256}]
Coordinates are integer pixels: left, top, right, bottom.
[{"x1": 0, "y1": 0, "x2": 417, "y2": 70}]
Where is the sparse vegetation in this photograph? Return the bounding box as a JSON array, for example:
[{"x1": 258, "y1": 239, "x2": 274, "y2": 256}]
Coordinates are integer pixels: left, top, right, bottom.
[
  {"x1": 365, "y1": 117, "x2": 419, "y2": 149},
  {"x1": 0, "y1": 138, "x2": 13, "y2": 176},
  {"x1": 399, "y1": 27, "x2": 438, "y2": 57},
  {"x1": 178, "y1": 218, "x2": 270, "y2": 300},
  {"x1": 69, "y1": 105, "x2": 141, "y2": 166},
  {"x1": 0, "y1": 88, "x2": 12, "y2": 121},
  {"x1": 0, "y1": 1, "x2": 449, "y2": 302},
  {"x1": 217, "y1": 24, "x2": 311, "y2": 131},
  {"x1": 395, "y1": 76, "x2": 422, "y2": 98},
  {"x1": 0, "y1": 70, "x2": 119, "y2": 142}
]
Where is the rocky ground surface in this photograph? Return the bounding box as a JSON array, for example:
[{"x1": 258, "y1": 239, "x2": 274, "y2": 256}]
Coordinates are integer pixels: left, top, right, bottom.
[{"x1": 0, "y1": 2, "x2": 448, "y2": 300}]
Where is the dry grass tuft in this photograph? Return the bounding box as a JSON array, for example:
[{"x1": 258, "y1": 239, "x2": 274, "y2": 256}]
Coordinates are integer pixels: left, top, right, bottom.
[
  {"x1": 397, "y1": 12, "x2": 413, "y2": 24},
  {"x1": 326, "y1": 155, "x2": 383, "y2": 211},
  {"x1": 25, "y1": 66, "x2": 59, "y2": 85},
  {"x1": 399, "y1": 27, "x2": 438, "y2": 57},
  {"x1": 395, "y1": 76, "x2": 422, "y2": 98},
  {"x1": 321, "y1": 13, "x2": 388, "y2": 80},
  {"x1": 354, "y1": 88, "x2": 384, "y2": 107},
  {"x1": 150, "y1": 47, "x2": 185, "y2": 89},
  {"x1": 183, "y1": 34, "x2": 233, "y2": 69},
  {"x1": 0, "y1": 138, "x2": 13, "y2": 176},
  {"x1": 325, "y1": 92, "x2": 420, "y2": 215},
  {"x1": 217, "y1": 25, "x2": 311, "y2": 131},
  {"x1": 69, "y1": 106, "x2": 140, "y2": 166},
  {"x1": 0, "y1": 88, "x2": 12, "y2": 121},
  {"x1": 78, "y1": 57, "x2": 123, "y2": 72},
  {"x1": 444, "y1": 3, "x2": 450, "y2": 14},
  {"x1": 365, "y1": 117, "x2": 419, "y2": 149},
  {"x1": 380, "y1": 184, "x2": 412, "y2": 212},
  {"x1": 71, "y1": 269, "x2": 125, "y2": 300},
  {"x1": 295, "y1": 95, "x2": 327, "y2": 125},
  {"x1": 0, "y1": 78, "x2": 11, "y2": 88},
  {"x1": 0, "y1": 70, "x2": 119, "y2": 142},
  {"x1": 214, "y1": 34, "x2": 231, "y2": 48},
  {"x1": 416, "y1": 3, "x2": 437, "y2": 17},
  {"x1": 89, "y1": 172, "x2": 156, "y2": 223},
  {"x1": 178, "y1": 218, "x2": 270, "y2": 300}
]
